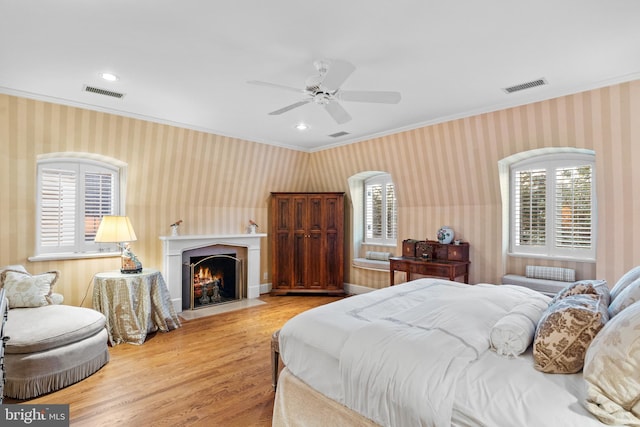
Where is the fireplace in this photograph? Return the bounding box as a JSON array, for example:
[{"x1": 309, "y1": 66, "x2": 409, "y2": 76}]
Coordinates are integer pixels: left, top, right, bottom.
[
  {"x1": 188, "y1": 254, "x2": 243, "y2": 310},
  {"x1": 160, "y1": 233, "x2": 266, "y2": 313}
]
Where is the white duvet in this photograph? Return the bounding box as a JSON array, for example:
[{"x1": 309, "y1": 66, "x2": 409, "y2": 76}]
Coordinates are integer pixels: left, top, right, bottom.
[{"x1": 278, "y1": 279, "x2": 612, "y2": 427}]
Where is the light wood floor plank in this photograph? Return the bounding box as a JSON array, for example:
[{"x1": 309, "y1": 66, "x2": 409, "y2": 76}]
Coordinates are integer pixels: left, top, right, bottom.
[{"x1": 8, "y1": 295, "x2": 342, "y2": 426}]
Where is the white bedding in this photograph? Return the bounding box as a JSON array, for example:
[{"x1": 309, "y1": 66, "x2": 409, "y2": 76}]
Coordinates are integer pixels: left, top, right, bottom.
[{"x1": 278, "y1": 278, "x2": 614, "y2": 427}]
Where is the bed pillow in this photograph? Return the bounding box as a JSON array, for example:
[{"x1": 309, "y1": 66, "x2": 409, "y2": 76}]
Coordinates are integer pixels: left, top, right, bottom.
[
  {"x1": 0, "y1": 269, "x2": 59, "y2": 308},
  {"x1": 533, "y1": 294, "x2": 608, "y2": 374},
  {"x1": 490, "y1": 298, "x2": 549, "y2": 357},
  {"x1": 610, "y1": 266, "x2": 640, "y2": 302},
  {"x1": 550, "y1": 279, "x2": 609, "y2": 307},
  {"x1": 583, "y1": 300, "x2": 640, "y2": 425},
  {"x1": 608, "y1": 277, "x2": 640, "y2": 318}
]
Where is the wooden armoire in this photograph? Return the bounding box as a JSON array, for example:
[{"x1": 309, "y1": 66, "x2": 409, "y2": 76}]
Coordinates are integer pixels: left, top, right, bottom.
[{"x1": 270, "y1": 192, "x2": 345, "y2": 295}]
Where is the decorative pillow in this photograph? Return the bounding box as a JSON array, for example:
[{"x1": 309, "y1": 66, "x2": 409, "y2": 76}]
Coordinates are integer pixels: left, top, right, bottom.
[
  {"x1": 0, "y1": 264, "x2": 27, "y2": 274},
  {"x1": 0, "y1": 269, "x2": 59, "y2": 308},
  {"x1": 583, "y1": 300, "x2": 640, "y2": 425},
  {"x1": 365, "y1": 251, "x2": 391, "y2": 261},
  {"x1": 608, "y1": 277, "x2": 640, "y2": 318},
  {"x1": 610, "y1": 266, "x2": 640, "y2": 302},
  {"x1": 526, "y1": 265, "x2": 575, "y2": 282},
  {"x1": 533, "y1": 294, "x2": 608, "y2": 373},
  {"x1": 550, "y1": 279, "x2": 609, "y2": 307}
]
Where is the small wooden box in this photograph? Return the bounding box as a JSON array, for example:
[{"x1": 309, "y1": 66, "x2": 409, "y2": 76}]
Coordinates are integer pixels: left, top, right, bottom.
[
  {"x1": 416, "y1": 241, "x2": 434, "y2": 259},
  {"x1": 447, "y1": 242, "x2": 470, "y2": 261},
  {"x1": 402, "y1": 240, "x2": 418, "y2": 257}
]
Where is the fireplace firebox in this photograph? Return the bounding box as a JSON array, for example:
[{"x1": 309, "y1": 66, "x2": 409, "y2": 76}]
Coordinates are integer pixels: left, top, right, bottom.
[{"x1": 188, "y1": 254, "x2": 244, "y2": 310}]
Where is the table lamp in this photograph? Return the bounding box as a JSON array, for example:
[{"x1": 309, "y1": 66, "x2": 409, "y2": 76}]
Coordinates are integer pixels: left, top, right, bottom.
[{"x1": 94, "y1": 215, "x2": 143, "y2": 274}]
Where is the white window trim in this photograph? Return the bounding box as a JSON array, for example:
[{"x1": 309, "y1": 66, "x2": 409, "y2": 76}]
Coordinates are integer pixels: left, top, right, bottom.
[
  {"x1": 30, "y1": 153, "x2": 128, "y2": 262},
  {"x1": 499, "y1": 148, "x2": 597, "y2": 263}
]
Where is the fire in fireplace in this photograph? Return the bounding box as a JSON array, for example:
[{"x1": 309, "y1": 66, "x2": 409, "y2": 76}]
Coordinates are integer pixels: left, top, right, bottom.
[{"x1": 189, "y1": 254, "x2": 243, "y2": 310}]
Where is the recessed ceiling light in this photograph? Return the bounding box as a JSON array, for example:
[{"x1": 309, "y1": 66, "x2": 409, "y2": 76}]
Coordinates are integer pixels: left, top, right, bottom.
[
  {"x1": 295, "y1": 123, "x2": 308, "y2": 131},
  {"x1": 99, "y1": 72, "x2": 119, "y2": 82}
]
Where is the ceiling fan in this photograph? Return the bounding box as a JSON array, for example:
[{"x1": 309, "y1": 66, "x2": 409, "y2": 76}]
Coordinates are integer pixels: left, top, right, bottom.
[{"x1": 248, "y1": 59, "x2": 401, "y2": 125}]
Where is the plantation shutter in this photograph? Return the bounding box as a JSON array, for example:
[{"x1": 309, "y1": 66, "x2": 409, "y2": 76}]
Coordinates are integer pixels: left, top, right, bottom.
[
  {"x1": 84, "y1": 172, "x2": 114, "y2": 242},
  {"x1": 386, "y1": 183, "x2": 397, "y2": 239},
  {"x1": 36, "y1": 158, "x2": 122, "y2": 256},
  {"x1": 40, "y1": 168, "x2": 77, "y2": 249},
  {"x1": 554, "y1": 165, "x2": 592, "y2": 249},
  {"x1": 364, "y1": 174, "x2": 397, "y2": 245},
  {"x1": 514, "y1": 169, "x2": 546, "y2": 247},
  {"x1": 365, "y1": 183, "x2": 383, "y2": 239}
]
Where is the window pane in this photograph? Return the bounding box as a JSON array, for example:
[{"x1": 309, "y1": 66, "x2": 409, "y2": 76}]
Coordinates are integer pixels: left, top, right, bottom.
[
  {"x1": 514, "y1": 169, "x2": 546, "y2": 246},
  {"x1": 555, "y1": 165, "x2": 592, "y2": 249},
  {"x1": 365, "y1": 184, "x2": 383, "y2": 239},
  {"x1": 84, "y1": 172, "x2": 114, "y2": 242},
  {"x1": 386, "y1": 183, "x2": 397, "y2": 239}
]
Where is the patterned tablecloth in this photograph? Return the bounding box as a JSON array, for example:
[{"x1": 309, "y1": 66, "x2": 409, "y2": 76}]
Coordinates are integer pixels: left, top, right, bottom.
[{"x1": 93, "y1": 269, "x2": 181, "y2": 345}]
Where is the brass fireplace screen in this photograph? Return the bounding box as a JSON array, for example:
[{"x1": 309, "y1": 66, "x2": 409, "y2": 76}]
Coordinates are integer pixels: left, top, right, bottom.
[{"x1": 189, "y1": 254, "x2": 244, "y2": 310}]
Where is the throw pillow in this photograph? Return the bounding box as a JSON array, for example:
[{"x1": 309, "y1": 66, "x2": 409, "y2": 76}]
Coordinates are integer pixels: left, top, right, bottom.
[
  {"x1": 608, "y1": 277, "x2": 640, "y2": 318},
  {"x1": 0, "y1": 269, "x2": 59, "y2": 308},
  {"x1": 533, "y1": 294, "x2": 608, "y2": 374},
  {"x1": 526, "y1": 265, "x2": 575, "y2": 282},
  {"x1": 550, "y1": 279, "x2": 609, "y2": 307},
  {"x1": 583, "y1": 300, "x2": 640, "y2": 425},
  {"x1": 610, "y1": 266, "x2": 640, "y2": 302}
]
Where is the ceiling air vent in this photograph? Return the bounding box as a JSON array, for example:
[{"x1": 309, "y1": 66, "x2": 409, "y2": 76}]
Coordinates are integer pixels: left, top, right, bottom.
[
  {"x1": 502, "y1": 78, "x2": 547, "y2": 94},
  {"x1": 329, "y1": 131, "x2": 350, "y2": 138},
  {"x1": 83, "y1": 85, "x2": 125, "y2": 98}
]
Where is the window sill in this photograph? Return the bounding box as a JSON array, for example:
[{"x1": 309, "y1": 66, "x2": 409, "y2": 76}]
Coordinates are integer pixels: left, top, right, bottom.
[
  {"x1": 361, "y1": 243, "x2": 397, "y2": 248},
  {"x1": 29, "y1": 251, "x2": 121, "y2": 262},
  {"x1": 507, "y1": 252, "x2": 596, "y2": 264}
]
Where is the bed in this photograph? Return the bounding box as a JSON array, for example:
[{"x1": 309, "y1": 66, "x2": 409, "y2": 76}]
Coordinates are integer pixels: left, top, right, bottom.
[{"x1": 273, "y1": 276, "x2": 640, "y2": 426}]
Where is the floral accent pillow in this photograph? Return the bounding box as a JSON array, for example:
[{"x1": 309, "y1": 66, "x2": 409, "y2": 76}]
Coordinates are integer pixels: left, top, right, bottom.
[
  {"x1": 550, "y1": 279, "x2": 609, "y2": 307},
  {"x1": 610, "y1": 266, "x2": 640, "y2": 302},
  {"x1": 608, "y1": 277, "x2": 640, "y2": 317},
  {"x1": 584, "y1": 300, "x2": 640, "y2": 425},
  {"x1": 533, "y1": 294, "x2": 608, "y2": 374},
  {"x1": 0, "y1": 269, "x2": 59, "y2": 308}
]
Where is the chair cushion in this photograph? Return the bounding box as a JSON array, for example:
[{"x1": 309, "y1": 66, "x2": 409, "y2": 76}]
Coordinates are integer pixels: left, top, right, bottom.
[{"x1": 5, "y1": 305, "x2": 106, "y2": 354}]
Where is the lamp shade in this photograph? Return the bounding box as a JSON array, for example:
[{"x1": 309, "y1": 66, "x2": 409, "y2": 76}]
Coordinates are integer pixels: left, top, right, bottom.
[{"x1": 94, "y1": 216, "x2": 138, "y2": 243}]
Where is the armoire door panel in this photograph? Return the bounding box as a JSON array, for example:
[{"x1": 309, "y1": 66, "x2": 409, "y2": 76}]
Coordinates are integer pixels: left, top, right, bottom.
[{"x1": 308, "y1": 195, "x2": 324, "y2": 232}]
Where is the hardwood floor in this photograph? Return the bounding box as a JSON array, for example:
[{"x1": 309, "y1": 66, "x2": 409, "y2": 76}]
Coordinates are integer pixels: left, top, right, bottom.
[{"x1": 11, "y1": 294, "x2": 343, "y2": 427}]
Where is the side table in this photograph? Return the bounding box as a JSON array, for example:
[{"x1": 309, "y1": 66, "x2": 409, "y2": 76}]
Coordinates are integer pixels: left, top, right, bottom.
[{"x1": 93, "y1": 269, "x2": 181, "y2": 345}]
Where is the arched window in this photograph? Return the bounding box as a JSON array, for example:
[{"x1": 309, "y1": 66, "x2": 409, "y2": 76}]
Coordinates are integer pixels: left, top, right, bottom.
[
  {"x1": 363, "y1": 173, "x2": 397, "y2": 245},
  {"x1": 34, "y1": 153, "x2": 127, "y2": 259},
  {"x1": 508, "y1": 150, "x2": 596, "y2": 260}
]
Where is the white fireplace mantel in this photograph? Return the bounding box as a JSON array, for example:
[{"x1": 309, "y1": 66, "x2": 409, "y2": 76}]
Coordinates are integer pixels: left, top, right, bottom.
[{"x1": 160, "y1": 233, "x2": 267, "y2": 312}]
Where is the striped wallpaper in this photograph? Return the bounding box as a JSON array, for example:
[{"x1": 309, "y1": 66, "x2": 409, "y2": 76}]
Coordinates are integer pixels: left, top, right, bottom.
[{"x1": 1, "y1": 79, "x2": 639, "y2": 305}]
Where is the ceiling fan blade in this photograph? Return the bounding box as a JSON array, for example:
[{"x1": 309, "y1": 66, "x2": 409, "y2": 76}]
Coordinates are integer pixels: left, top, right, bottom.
[
  {"x1": 321, "y1": 60, "x2": 356, "y2": 91},
  {"x1": 324, "y1": 101, "x2": 352, "y2": 124},
  {"x1": 268, "y1": 99, "x2": 311, "y2": 115},
  {"x1": 338, "y1": 90, "x2": 401, "y2": 104},
  {"x1": 247, "y1": 80, "x2": 304, "y2": 94}
]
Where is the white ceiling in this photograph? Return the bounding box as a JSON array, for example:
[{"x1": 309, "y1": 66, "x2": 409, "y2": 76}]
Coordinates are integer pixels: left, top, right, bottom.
[{"x1": 2, "y1": 1, "x2": 640, "y2": 152}]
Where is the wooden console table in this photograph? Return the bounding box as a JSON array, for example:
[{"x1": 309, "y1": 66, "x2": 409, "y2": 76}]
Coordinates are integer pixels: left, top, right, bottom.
[{"x1": 390, "y1": 257, "x2": 470, "y2": 285}]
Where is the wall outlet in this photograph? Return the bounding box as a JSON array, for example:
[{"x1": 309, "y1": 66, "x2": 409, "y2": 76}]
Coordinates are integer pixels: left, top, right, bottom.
[{"x1": 263, "y1": 272, "x2": 268, "y2": 280}]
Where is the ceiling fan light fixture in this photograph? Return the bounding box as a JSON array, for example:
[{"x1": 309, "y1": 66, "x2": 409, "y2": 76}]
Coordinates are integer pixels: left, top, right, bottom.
[
  {"x1": 295, "y1": 123, "x2": 309, "y2": 131},
  {"x1": 99, "y1": 72, "x2": 119, "y2": 82}
]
